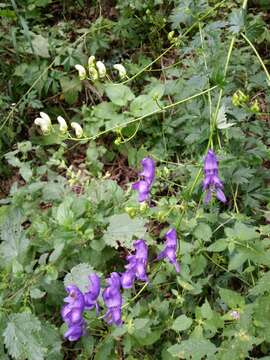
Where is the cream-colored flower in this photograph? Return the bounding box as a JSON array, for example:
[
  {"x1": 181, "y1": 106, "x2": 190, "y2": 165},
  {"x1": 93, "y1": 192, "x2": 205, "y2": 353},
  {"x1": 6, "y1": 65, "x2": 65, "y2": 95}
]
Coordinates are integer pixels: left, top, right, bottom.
[
  {"x1": 34, "y1": 112, "x2": 51, "y2": 134},
  {"x1": 88, "y1": 55, "x2": 95, "y2": 68},
  {"x1": 89, "y1": 67, "x2": 99, "y2": 82},
  {"x1": 96, "y1": 61, "x2": 106, "y2": 78},
  {"x1": 57, "y1": 116, "x2": 68, "y2": 133},
  {"x1": 71, "y1": 122, "x2": 83, "y2": 138},
  {"x1": 75, "y1": 64, "x2": 87, "y2": 80},
  {"x1": 113, "y1": 64, "x2": 127, "y2": 79}
]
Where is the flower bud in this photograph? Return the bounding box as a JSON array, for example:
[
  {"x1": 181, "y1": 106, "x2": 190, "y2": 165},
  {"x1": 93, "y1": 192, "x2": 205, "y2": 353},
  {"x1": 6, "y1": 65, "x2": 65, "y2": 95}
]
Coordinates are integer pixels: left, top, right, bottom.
[
  {"x1": 34, "y1": 112, "x2": 51, "y2": 134},
  {"x1": 71, "y1": 122, "x2": 83, "y2": 138},
  {"x1": 57, "y1": 116, "x2": 68, "y2": 133},
  {"x1": 232, "y1": 92, "x2": 240, "y2": 106},
  {"x1": 89, "y1": 67, "x2": 99, "y2": 82},
  {"x1": 88, "y1": 55, "x2": 95, "y2": 68},
  {"x1": 113, "y1": 64, "x2": 127, "y2": 80},
  {"x1": 114, "y1": 137, "x2": 121, "y2": 145},
  {"x1": 250, "y1": 99, "x2": 260, "y2": 113},
  {"x1": 75, "y1": 64, "x2": 87, "y2": 80},
  {"x1": 125, "y1": 206, "x2": 137, "y2": 219},
  {"x1": 168, "y1": 31, "x2": 175, "y2": 42},
  {"x1": 139, "y1": 201, "x2": 148, "y2": 214},
  {"x1": 96, "y1": 61, "x2": 106, "y2": 79}
]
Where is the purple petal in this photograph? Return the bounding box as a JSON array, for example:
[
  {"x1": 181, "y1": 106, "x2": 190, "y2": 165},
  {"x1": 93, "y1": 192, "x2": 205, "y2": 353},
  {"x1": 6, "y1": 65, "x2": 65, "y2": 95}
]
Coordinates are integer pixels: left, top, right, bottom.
[
  {"x1": 139, "y1": 157, "x2": 155, "y2": 185},
  {"x1": 121, "y1": 270, "x2": 136, "y2": 289},
  {"x1": 216, "y1": 188, "x2": 226, "y2": 203},
  {"x1": 204, "y1": 189, "x2": 212, "y2": 204}
]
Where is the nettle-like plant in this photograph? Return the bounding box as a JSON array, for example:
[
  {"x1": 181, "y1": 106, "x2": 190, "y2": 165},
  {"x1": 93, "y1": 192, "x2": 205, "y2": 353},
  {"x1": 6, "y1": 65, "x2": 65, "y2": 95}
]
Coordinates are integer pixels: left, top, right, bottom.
[{"x1": 1, "y1": 0, "x2": 270, "y2": 359}]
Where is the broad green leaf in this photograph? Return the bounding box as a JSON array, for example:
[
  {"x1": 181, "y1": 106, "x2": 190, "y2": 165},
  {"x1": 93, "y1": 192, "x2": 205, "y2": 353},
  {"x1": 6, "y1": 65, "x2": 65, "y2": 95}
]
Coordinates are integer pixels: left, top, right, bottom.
[
  {"x1": 207, "y1": 239, "x2": 227, "y2": 252},
  {"x1": 105, "y1": 84, "x2": 134, "y2": 106},
  {"x1": 130, "y1": 95, "x2": 159, "y2": 117},
  {"x1": 30, "y1": 288, "x2": 46, "y2": 299},
  {"x1": 168, "y1": 338, "x2": 217, "y2": 359},
  {"x1": 31, "y1": 34, "x2": 49, "y2": 58},
  {"x1": 3, "y1": 313, "x2": 45, "y2": 360},
  {"x1": 19, "y1": 163, "x2": 32, "y2": 182},
  {"x1": 219, "y1": 288, "x2": 245, "y2": 308},
  {"x1": 103, "y1": 213, "x2": 146, "y2": 249},
  {"x1": 249, "y1": 271, "x2": 270, "y2": 296},
  {"x1": 172, "y1": 315, "x2": 192, "y2": 332},
  {"x1": 60, "y1": 76, "x2": 82, "y2": 105},
  {"x1": 64, "y1": 263, "x2": 95, "y2": 293},
  {"x1": 194, "y1": 223, "x2": 212, "y2": 242},
  {"x1": 217, "y1": 105, "x2": 235, "y2": 129}
]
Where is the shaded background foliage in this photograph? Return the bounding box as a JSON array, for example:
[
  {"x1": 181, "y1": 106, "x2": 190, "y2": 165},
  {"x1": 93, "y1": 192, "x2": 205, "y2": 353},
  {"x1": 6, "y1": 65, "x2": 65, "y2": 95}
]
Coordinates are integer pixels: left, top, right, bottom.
[{"x1": 0, "y1": 0, "x2": 270, "y2": 359}]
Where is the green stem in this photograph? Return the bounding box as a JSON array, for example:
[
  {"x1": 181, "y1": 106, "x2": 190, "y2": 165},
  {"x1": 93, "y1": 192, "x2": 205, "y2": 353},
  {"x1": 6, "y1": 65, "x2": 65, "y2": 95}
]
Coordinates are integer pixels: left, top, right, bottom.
[
  {"x1": 241, "y1": 32, "x2": 270, "y2": 84},
  {"x1": 68, "y1": 86, "x2": 217, "y2": 142}
]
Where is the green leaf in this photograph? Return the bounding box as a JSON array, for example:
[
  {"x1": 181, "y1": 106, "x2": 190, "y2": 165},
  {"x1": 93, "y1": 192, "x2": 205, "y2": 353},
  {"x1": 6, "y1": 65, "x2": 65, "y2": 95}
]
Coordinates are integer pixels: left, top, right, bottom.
[
  {"x1": 194, "y1": 223, "x2": 212, "y2": 242},
  {"x1": 207, "y1": 239, "x2": 227, "y2": 252},
  {"x1": 64, "y1": 263, "x2": 95, "y2": 293},
  {"x1": 229, "y1": 9, "x2": 245, "y2": 34},
  {"x1": 0, "y1": 208, "x2": 29, "y2": 267},
  {"x1": 249, "y1": 271, "x2": 270, "y2": 296},
  {"x1": 103, "y1": 213, "x2": 146, "y2": 249},
  {"x1": 130, "y1": 95, "x2": 159, "y2": 117},
  {"x1": 172, "y1": 315, "x2": 193, "y2": 332},
  {"x1": 30, "y1": 288, "x2": 46, "y2": 299},
  {"x1": 105, "y1": 84, "x2": 134, "y2": 106},
  {"x1": 3, "y1": 313, "x2": 46, "y2": 360},
  {"x1": 19, "y1": 163, "x2": 32, "y2": 182},
  {"x1": 168, "y1": 338, "x2": 217, "y2": 359},
  {"x1": 219, "y1": 288, "x2": 245, "y2": 308},
  {"x1": 60, "y1": 76, "x2": 82, "y2": 105},
  {"x1": 56, "y1": 198, "x2": 74, "y2": 226},
  {"x1": 31, "y1": 34, "x2": 50, "y2": 58}
]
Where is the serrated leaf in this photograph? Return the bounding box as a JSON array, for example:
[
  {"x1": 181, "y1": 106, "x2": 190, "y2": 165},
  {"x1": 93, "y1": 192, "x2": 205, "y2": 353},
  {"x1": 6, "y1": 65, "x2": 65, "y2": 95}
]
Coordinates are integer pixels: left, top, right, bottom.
[
  {"x1": 219, "y1": 288, "x2": 245, "y2": 308},
  {"x1": 105, "y1": 84, "x2": 134, "y2": 106},
  {"x1": 30, "y1": 288, "x2": 46, "y2": 299},
  {"x1": 19, "y1": 163, "x2": 33, "y2": 182},
  {"x1": 229, "y1": 9, "x2": 245, "y2": 34},
  {"x1": 249, "y1": 271, "x2": 270, "y2": 296},
  {"x1": 60, "y1": 76, "x2": 82, "y2": 105},
  {"x1": 0, "y1": 208, "x2": 29, "y2": 267},
  {"x1": 207, "y1": 239, "x2": 227, "y2": 252},
  {"x1": 194, "y1": 223, "x2": 212, "y2": 242},
  {"x1": 3, "y1": 313, "x2": 45, "y2": 360},
  {"x1": 168, "y1": 338, "x2": 217, "y2": 359},
  {"x1": 31, "y1": 34, "x2": 49, "y2": 58},
  {"x1": 103, "y1": 213, "x2": 146, "y2": 249},
  {"x1": 172, "y1": 315, "x2": 192, "y2": 332},
  {"x1": 64, "y1": 263, "x2": 94, "y2": 293}
]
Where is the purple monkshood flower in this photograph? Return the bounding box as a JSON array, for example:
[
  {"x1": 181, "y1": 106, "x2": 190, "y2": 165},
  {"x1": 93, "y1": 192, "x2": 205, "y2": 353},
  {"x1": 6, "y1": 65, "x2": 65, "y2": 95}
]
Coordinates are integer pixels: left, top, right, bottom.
[
  {"x1": 132, "y1": 157, "x2": 155, "y2": 202},
  {"x1": 121, "y1": 239, "x2": 148, "y2": 289},
  {"x1": 103, "y1": 272, "x2": 123, "y2": 326},
  {"x1": 84, "y1": 274, "x2": 100, "y2": 313},
  {"x1": 61, "y1": 285, "x2": 86, "y2": 341},
  {"x1": 157, "y1": 228, "x2": 180, "y2": 273},
  {"x1": 202, "y1": 150, "x2": 226, "y2": 204}
]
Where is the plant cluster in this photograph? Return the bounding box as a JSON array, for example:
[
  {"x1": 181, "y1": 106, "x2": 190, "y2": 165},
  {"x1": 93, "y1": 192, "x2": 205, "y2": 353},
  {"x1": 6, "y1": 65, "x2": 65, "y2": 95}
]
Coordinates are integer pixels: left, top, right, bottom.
[{"x1": 0, "y1": 0, "x2": 270, "y2": 359}]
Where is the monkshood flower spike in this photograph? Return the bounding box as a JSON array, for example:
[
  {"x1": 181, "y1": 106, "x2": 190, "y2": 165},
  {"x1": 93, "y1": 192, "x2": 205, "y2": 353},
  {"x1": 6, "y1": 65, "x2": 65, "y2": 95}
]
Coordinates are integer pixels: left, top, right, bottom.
[
  {"x1": 203, "y1": 150, "x2": 226, "y2": 204},
  {"x1": 132, "y1": 157, "x2": 155, "y2": 202},
  {"x1": 84, "y1": 273, "x2": 100, "y2": 314},
  {"x1": 121, "y1": 239, "x2": 148, "y2": 289},
  {"x1": 61, "y1": 285, "x2": 86, "y2": 341},
  {"x1": 103, "y1": 272, "x2": 123, "y2": 326},
  {"x1": 157, "y1": 228, "x2": 180, "y2": 273}
]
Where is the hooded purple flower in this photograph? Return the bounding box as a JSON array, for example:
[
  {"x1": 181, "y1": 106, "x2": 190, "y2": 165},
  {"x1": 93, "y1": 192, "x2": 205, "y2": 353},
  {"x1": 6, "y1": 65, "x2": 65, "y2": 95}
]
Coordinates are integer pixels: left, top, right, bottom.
[
  {"x1": 157, "y1": 228, "x2": 180, "y2": 273},
  {"x1": 103, "y1": 272, "x2": 122, "y2": 326},
  {"x1": 132, "y1": 157, "x2": 155, "y2": 202},
  {"x1": 202, "y1": 150, "x2": 226, "y2": 204},
  {"x1": 84, "y1": 273, "x2": 100, "y2": 313},
  {"x1": 61, "y1": 285, "x2": 85, "y2": 341},
  {"x1": 121, "y1": 239, "x2": 148, "y2": 289}
]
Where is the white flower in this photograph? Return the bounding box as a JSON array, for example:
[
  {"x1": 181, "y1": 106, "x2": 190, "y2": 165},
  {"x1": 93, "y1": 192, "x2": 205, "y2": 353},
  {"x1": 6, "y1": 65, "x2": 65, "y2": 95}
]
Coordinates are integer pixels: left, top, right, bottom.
[
  {"x1": 71, "y1": 122, "x2": 83, "y2": 138},
  {"x1": 96, "y1": 61, "x2": 106, "y2": 78},
  {"x1": 57, "y1": 116, "x2": 68, "y2": 133},
  {"x1": 88, "y1": 55, "x2": 95, "y2": 68},
  {"x1": 34, "y1": 112, "x2": 51, "y2": 134},
  {"x1": 113, "y1": 64, "x2": 127, "y2": 79},
  {"x1": 75, "y1": 64, "x2": 87, "y2": 80}
]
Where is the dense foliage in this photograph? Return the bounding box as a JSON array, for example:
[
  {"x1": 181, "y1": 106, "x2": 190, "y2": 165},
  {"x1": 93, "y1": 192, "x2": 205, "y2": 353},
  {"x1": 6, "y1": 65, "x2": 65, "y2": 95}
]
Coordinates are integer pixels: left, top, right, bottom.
[{"x1": 0, "y1": 0, "x2": 270, "y2": 359}]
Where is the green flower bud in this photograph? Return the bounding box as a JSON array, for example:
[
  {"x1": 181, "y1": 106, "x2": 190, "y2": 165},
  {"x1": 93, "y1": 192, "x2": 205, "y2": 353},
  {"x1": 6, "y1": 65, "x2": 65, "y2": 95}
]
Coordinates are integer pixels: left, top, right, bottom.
[
  {"x1": 125, "y1": 206, "x2": 137, "y2": 218},
  {"x1": 250, "y1": 99, "x2": 260, "y2": 113}
]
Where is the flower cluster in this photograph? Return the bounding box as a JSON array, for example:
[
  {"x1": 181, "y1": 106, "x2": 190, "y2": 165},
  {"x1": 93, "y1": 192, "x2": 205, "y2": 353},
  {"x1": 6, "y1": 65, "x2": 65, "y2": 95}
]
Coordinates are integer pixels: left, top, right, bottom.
[
  {"x1": 103, "y1": 272, "x2": 123, "y2": 326},
  {"x1": 34, "y1": 112, "x2": 83, "y2": 138},
  {"x1": 202, "y1": 150, "x2": 226, "y2": 204},
  {"x1": 157, "y1": 228, "x2": 180, "y2": 273},
  {"x1": 61, "y1": 151, "x2": 227, "y2": 341},
  {"x1": 121, "y1": 239, "x2": 148, "y2": 289},
  {"x1": 132, "y1": 157, "x2": 155, "y2": 202},
  {"x1": 75, "y1": 55, "x2": 127, "y2": 82},
  {"x1": 61, "y1": 274, "x2": 100, "y2": 341}
]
